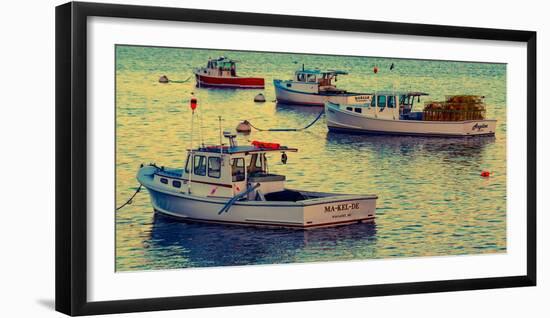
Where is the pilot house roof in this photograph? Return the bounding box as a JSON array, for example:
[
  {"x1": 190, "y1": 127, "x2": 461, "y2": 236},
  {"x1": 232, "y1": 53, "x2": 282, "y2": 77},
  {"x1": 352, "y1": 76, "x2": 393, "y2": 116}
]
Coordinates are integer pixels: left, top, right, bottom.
[
  {"x1": 296, "y1": 69, "x2": 349, "y2": 75},
  {"x1": 192, "y1": 145, "x2": 298, "y2": 155},
  {"x1": 374, "y1": 91, "x2": 429, "y2": 96}
]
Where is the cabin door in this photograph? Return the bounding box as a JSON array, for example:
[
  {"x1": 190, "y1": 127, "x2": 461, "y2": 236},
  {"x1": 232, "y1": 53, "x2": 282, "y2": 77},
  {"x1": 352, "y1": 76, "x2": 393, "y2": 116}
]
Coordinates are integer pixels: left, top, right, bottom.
[{"x1": 231, "y1": 157, "x2": 247, "y2": 195}]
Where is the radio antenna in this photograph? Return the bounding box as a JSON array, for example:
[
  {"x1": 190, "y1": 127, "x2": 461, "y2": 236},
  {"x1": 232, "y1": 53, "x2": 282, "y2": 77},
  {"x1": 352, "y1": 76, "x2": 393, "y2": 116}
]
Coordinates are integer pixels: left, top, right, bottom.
[{"x1": 219, "y1": 116, "x2": 223, "y2": 157}]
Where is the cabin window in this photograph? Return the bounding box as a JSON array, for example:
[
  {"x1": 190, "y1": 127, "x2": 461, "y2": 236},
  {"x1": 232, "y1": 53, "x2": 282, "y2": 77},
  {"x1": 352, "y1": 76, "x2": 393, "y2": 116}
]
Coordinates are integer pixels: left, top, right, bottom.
[
  {"x1": 354, "y1": 108, "x2": 362, "y2": 113},
  {"x1": 371, "y1": 97, "x2": 376, "y2": 107},
  {"x1": 248, "y1": 153, "x2": 266, "y2": 175},
  {"x1": 160, "y1": 178, "x2": 168, "y2": 184},
  {"x1": 256, "y1": 155, "x2": 263, "y2": 169},
  {"x1": 377, "y1": 95, "x2": 387, "y2": 108},
  {"x1": 231, "y1": 158, "x2": 245, "y2": 182},
  {"x1": 286, "y1": 83, "x2": 292, "y2": 88},
  {"x1": 399, "y1": 95, "x2": 407, "y2": 106},
  {"x1": 346, "y1": 107, "x2": 353, "y2": 111},
  {"x1": 387, "y1": 96, "x2": 396, "y2": 108},
  {"x1": 297, "y1": 73, "x2": 305, "y2": 82},
  {"x1": 172, "y1": 180, "x2": 181, "y2": 188},
  {"x1": 307, "y1": 74, "x2": 316, "y2": 82},
  {"x1": 193, "y1": 155, "x2": 206, "y2": 176},
  {"x1": 208, "y1": 157, "x2": 221, "y2": 178}
]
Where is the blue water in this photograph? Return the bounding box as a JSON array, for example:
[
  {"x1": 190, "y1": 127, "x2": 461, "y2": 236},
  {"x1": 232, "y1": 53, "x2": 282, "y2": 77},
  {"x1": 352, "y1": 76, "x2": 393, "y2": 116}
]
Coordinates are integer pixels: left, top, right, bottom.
[{"x1": 115, "y1": 45, "x2": 506, "y2": 271}]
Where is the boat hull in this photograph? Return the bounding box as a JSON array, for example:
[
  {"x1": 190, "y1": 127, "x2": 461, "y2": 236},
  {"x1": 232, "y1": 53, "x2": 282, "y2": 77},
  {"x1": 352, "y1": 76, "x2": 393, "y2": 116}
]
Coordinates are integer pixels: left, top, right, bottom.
[
  {"x1": 138, "y1": 168, "x2": 376, "y2": 229},
  {"x1": 274, "y1": 80, "x2": 372, "y2": 106},
  {"x1": 326, "y1": 102, "x2": 497, "y2": 137},
  {"x1": 195, "y1": 72, "x2": 264, "y2": 89}
]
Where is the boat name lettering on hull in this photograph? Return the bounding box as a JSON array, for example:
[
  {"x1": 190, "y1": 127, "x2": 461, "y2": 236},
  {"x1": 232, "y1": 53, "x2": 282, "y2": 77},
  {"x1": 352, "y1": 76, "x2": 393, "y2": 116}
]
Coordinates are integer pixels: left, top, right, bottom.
[
  {"x1": 354, "y1": 95, "x2": 372, "y2": 103},
  {"x1": 472, "y1": 123, "x2": 489, "y2": 131},
  {"x1": 324, "y1": 203, "x2": 359, "y2": 213}
]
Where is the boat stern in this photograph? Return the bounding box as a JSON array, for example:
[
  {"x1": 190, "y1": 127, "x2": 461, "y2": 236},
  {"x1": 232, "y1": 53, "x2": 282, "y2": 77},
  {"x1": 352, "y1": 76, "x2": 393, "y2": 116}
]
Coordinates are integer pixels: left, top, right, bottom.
[
  {"x1": 301, "y1": 194, "x2": 377, "y2": 228},
  {"x1": 464, "y1": 120, "x2": 497, "y2": 136}
]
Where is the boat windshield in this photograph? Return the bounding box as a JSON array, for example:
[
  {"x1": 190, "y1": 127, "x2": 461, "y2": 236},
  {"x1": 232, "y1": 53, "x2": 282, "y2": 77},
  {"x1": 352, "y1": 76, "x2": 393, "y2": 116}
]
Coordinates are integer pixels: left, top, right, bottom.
[
  {"x1": 374, "y1": 95, "x2": 386, "y2": 108},
  {"x1": 370, "y1": 94, "x2": 418, "y2": 109},
  {"x1": 208, "y1": 58, "x2": 236, "y2": 71},
  {"x1": 399, "y1": 94, "x2": 414, "y2": 108},
  {"x1": 295, "y1": 70, "x2": 345, "y2": 85},
  {"x1": 388, "y1": 96, "x2": 396, "y2": 108}
]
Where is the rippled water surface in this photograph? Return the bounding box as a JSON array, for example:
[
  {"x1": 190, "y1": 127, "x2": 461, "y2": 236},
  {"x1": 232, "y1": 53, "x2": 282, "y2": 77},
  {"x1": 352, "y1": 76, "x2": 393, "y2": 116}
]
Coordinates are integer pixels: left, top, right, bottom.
[{"x1": 115, "y1": 45, "x2": 506, "y2": 271}]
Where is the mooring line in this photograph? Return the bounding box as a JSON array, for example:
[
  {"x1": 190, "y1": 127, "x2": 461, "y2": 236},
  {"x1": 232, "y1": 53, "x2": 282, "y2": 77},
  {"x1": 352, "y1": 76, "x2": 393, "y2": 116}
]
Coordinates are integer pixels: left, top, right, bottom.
[
  {"x1": 248, "y1": 109, "x2": 325, "y2": 132},
  {"x1": 168, "y1": 76, "x2": 192, "y2": 83},
  {"x1": 116, "y1": 184, "x2": 143, "y2": 210}
]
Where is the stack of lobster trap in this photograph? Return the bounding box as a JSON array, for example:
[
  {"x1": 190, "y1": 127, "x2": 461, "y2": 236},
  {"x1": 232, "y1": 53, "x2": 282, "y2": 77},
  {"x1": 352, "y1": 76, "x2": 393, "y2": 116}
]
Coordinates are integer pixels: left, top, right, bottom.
[{"x1": 423, "y1": 95, "x2": 486, "y2": 121}]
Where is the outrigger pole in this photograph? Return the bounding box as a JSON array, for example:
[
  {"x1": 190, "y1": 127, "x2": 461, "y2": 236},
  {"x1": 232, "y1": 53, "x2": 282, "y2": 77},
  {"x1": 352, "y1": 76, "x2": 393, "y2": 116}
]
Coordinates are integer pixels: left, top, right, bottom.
[{"x1": 218, "y1": 183, "x2": 261, "y2": 214}]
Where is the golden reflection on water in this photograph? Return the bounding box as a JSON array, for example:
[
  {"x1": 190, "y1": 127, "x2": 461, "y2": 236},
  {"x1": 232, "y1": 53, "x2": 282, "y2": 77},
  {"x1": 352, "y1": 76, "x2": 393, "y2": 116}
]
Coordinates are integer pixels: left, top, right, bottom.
[{"x1": 115, "y1": 46, "x2": 506, "y2": 271}]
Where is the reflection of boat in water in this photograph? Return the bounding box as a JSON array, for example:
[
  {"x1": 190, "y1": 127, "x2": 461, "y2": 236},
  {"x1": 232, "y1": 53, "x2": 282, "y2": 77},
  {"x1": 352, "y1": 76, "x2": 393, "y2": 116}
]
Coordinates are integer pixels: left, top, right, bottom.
[
  {"x1": 137, "y1": 131, "x2": 377, "y2": 229},
  {"x1": 274, "y1": 67, "x2": 372, "y2": 106},
  {"x1": 148, "y1": 212, "x2": 377, "y2": 267},
  {"x1": 325, "y1": 131, "x2": 494, "y2": 160},
  {"x1": 326, "y1": 92, "x2": 497, "y2": 137},
  {"x1": 194, "y1": 56, "x2": 264, "y2": 89}
]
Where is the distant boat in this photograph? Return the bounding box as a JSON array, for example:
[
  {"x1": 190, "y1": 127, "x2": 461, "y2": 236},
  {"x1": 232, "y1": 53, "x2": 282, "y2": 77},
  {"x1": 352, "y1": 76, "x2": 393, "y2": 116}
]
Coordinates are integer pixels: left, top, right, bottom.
[
  {"x1": 137, "y1": 132, "x2": 377, "y2": 229},
  {"x1": 326, "y1": 92, "x2": 497, "y2": 137},
  {"x1": 193, "y1": 56, "x2": 265, "y2": 89},
  {"x1": 273, "y1": 67, "x2": 372, "y2": 106}
]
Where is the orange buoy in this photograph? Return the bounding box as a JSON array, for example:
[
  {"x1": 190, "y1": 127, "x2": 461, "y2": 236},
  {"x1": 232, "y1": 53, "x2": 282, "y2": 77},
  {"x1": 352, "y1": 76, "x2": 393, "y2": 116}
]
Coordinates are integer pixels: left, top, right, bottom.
[
  {"x1": 373, "y1": 66, "x2": 379, "y2": 74},
  {"x1": 480, "y1": 171, "x2": 490, "y2": 177}
]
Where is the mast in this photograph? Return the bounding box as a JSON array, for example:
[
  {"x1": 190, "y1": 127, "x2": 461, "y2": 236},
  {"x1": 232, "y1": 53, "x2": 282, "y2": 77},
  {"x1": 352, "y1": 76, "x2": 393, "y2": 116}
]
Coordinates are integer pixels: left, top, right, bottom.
[
  {"x1": 188, "y1": 110, "x2": 194, "y2": 194},
  {"x1": 188, "y1": 93, "x2": 198, "y2": 194}
]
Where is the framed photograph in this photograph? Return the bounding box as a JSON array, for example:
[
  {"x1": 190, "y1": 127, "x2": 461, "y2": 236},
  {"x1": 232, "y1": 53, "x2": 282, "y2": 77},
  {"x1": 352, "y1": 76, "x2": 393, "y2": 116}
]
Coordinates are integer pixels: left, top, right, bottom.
[{"x1": 55, "y1": 1, "x2": 536, "y2": 316}]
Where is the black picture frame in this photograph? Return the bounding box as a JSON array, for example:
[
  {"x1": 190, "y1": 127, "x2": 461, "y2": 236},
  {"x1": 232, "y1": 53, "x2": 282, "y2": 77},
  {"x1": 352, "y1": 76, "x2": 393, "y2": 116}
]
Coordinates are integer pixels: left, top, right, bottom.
[{"x1": 55, "y1": 1, "x2": 537, "y2": 316}]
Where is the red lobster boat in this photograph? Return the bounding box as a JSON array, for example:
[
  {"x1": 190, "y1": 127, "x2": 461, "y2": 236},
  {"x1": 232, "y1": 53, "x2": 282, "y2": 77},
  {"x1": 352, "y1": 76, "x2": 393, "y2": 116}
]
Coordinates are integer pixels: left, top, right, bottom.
[{"x1": 193, "y1": 57, "x2": 265, "y2": 89}]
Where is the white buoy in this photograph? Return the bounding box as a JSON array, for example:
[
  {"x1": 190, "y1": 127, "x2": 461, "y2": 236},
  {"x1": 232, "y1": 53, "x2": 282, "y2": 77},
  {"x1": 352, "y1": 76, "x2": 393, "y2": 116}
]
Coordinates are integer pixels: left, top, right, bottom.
[
  {"x1": 236, "y1": 120, "x2": 252, "y2": 133},
  {"x1": 159, "y1": 75, "x2": 170, "y2": 83},
  {"x1": 254, "y1": 93, "x2": 266, "y2": 102}
]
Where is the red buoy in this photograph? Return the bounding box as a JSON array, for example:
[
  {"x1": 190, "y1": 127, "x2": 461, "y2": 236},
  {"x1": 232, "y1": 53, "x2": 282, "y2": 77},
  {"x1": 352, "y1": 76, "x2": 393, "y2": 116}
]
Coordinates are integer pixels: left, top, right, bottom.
[
  {"x1": 190, "y1": 96, "x2": 197, "y2": 111},
  {"x1": 480, "y1": 171, "x2": 490, "y2": 177},
  {"x1": 373, "y1": 66, "x2": 379, "y2": 74}
]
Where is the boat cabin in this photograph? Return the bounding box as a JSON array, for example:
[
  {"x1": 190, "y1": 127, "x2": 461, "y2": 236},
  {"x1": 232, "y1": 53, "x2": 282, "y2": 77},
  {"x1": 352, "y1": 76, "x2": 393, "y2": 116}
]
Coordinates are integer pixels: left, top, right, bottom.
[
  {"x1": 287, "y1": 68, "x2": 349, "y2": 93},
  {"x1": 341, "y1": 91, "x2": 428, "y2": 120},
  {"x1": 200, "y1": 56, "x2": 238, "y2": 77},
  {"x1": 151, "y1": 133, "x2": 297, "y2": 200}
]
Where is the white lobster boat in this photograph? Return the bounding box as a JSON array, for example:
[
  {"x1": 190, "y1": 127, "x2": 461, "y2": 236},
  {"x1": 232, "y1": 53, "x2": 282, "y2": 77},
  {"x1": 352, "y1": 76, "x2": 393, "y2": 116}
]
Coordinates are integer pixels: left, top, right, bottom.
[
  {"x1": 326, "y1": 92, "x2": 497, "y2": 137},
  {"x1": 137, "y1": 133, "x2": 377, "y2": 229},
  {"x1": 274, "y1": 68, "x2": 372, "y2": 106}
]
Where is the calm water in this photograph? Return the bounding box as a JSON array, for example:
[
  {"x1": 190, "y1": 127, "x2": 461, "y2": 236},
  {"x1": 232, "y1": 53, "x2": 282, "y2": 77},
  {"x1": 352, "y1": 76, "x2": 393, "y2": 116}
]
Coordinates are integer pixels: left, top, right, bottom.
[{"x1": 115, "y1": 45, "x2": 507, "y2": 271}]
